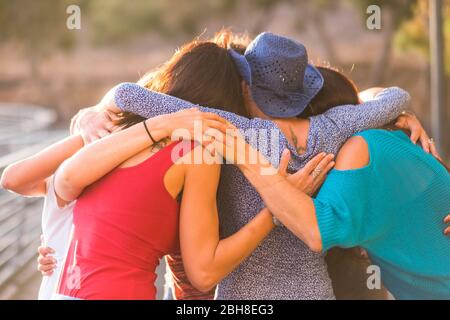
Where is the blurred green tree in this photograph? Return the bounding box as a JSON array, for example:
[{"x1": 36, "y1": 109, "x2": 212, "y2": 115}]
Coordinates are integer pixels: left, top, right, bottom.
[
  {"x1": 292, "y1": 0, "x2": 341, "y2": 64},
  {"x1": 0, "y1": 0, "x2": 78, "y2": 78},
  {"x1": 247, "y1": 0, "x2": 286, "y2": 34},
  {"x1": 349, "y1": 0, "x2": 418, "y2": 84},
  {"x1": 86, "y1": 0, "x2": 240, "y2": 44},
  {"x1": 395, "y1": 0, "x2": 450, "y2": 74},
  {"x1": 86, "y1": 0, "x2": 166, "y2": 44}
]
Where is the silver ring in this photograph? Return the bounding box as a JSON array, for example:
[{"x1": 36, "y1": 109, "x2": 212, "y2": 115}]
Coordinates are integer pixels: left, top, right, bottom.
[
  {"x1": 311, "y1": 168, "x2": 322, "y2": 179},
  {"x1": 428, "y1": 138, "x2": 435, "y2": 144}
]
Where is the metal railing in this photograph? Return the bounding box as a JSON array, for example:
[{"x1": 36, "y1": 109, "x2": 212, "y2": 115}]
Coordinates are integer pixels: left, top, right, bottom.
[
  {"x1": 0, "y1": 189, "x2": 43, "y2": 297},
  {"x1": 0, "y1": 104, "x2": 169, "y2": 299},
  {"x1": 0, "y1": 104, "x2": 63, "y2": 298}
]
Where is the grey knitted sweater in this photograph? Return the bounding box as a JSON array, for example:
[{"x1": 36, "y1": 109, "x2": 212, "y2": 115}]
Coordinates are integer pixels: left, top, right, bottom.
[{"x1": 114, "y1": 83, "x2": 410, "y2": 299}]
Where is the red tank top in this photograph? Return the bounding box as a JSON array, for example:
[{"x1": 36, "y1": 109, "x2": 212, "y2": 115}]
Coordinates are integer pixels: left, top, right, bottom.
[{"x1": 58, "y1": 141, "x2": 193, "y2": 299}]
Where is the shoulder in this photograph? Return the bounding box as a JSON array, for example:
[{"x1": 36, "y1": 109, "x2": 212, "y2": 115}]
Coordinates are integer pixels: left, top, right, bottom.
[
  {"x1": 181, "y1": 145, "x2": 221, "y2": 197},
  {"x1": 334, "y1": 136, "x2": 370, "y2": 170},
  {"x1": 174, "y1": 142, "x2": 221, "y2": 178}
]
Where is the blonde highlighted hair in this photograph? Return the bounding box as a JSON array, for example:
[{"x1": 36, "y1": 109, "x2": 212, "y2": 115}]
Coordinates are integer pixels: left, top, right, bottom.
[{"x1": 117, "y1": 29, "x2": 250, "y2": 129}]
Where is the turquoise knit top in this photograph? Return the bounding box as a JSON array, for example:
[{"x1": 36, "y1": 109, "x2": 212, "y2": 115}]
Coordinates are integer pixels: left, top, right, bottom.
[{"x1": 314, "y1": 129, "x2": 450, "y2": 300}]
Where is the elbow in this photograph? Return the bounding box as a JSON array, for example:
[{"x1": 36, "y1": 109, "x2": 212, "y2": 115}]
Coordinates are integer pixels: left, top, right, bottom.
[
  {"x1": 305, "y1": 227, "x2": 323, "y2": 253},
  {"x1": 188, "y1": 271, "x2": 217, "y2": 293},
  {"x1": 193, "y1": 282, "x2": 215, "y2": 294},
  {"x1": 112, "y1": 82, "x2": 140, "y2": 112},
  {"x1": 54, "y1": 168, "x2": 81, "y2": 201},
  {"x1": 395, "y1": 87, "x2": 411, "y2": 106},
  {"x1": 306, "y1": 236, "x2": 323, "y2": 253},
  {"x1": 0, "y1": 173, "x2": 13, "y2": 191},
  {"x1": 292, "y1": 222, "x2": 323, "y2": 253},
  {"x1": 1, "y1": 167, "x2": 20, "y2": 192},
  {"x1": 388, "y1": 86, "x2": 411, "y2": 107},
  {"x1": 402, "y1": 89, "x2": 411, "y2": 104}
]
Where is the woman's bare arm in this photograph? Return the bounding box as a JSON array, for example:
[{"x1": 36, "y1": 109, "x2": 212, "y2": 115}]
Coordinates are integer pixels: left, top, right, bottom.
[
  {"x1": 237, "y1": 136, "x2": 370, "y2": 253},
  {"x1": 54, "y1": 117, "x2": 169, "y2": 202},
  {"x1": 1, "y1": 135, "x2": 84, "y2": 197},
  {"x1": 54, "y1": 110, "x2": 231, "y2": 202},
  {"x1": 240, "y1": 167, "x2": 323, "y2": 252},
  {"x1": 179, "y1": 155, "x2": 275, "y2": 292}
]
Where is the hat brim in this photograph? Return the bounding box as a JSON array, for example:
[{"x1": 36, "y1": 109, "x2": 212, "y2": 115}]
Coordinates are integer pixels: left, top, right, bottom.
[
  {"x1": 229, "y1": 49, "x2": 252, "y2": 86},
  {"x1": 251, "y1": 64, "x2": 324, "y2": 118}
]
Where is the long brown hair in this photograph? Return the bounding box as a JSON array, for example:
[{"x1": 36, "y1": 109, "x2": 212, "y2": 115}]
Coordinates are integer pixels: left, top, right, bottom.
[
  {"x1": 116, "y1": 31, "x2": 248, "y2": 129},
  {"x1": 301, "y1": 66, "x2": 449, "y2": 172},
  {"x1": 300, "y1": 66, "x2": 359, "y2": 118}
]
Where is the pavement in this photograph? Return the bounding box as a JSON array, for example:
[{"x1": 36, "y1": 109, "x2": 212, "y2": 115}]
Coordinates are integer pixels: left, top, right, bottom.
[{"x1": 3, "y1": 259, "x2": 168, "y2": 300}]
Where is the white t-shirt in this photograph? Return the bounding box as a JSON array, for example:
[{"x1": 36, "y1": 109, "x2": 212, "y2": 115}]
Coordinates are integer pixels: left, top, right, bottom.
[{"x1": 38, "y1": 177, "x2": 75, "y2": 300}]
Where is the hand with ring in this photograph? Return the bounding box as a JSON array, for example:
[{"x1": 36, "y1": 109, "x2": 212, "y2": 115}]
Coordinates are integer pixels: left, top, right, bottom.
[
  {"x1": 395, "y1": 111, "x2": 442, "y2": 160},
  {"x1": 278, "y1": 149, "x2": 335, "y2": 196}
]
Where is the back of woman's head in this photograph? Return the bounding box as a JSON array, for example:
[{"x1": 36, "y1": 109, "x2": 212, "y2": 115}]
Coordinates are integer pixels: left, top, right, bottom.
[
  {"x1": 118, "y1": 30, "x2": 248, "y2": 128},
  {"x1": 300, "y1": 66, "x2": 359, "y2": 118},
  {"x1": 303, "y1": 67, "x2": 450, "y2": 173}
]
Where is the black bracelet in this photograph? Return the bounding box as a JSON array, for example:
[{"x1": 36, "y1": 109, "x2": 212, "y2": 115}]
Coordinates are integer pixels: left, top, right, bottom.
[{"x1": 143, "y1": 121, "x2": 157, "y2": 145}]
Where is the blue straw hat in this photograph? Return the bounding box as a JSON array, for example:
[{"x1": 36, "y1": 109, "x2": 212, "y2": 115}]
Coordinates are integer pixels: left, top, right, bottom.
[
  {"x1": 244, "y1": 32, "x2": 324, "y2": 118},
  {"x1": 228, "y1": 48, "x2": 252, "y2": 86}
]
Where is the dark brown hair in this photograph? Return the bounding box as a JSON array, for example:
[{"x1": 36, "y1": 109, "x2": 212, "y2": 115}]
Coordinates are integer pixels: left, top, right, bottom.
[
  {"x1": 300, "y1": 66, "x2": 359, "y2": 118},
  {"x1": 116, "y1": 30, "x2": 248, "y2": 129},
  {"x1": 301, "y1": 66, "x2": 449, "y2": 172}
]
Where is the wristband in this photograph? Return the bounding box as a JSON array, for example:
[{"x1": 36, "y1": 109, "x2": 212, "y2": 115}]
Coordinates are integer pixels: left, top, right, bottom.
[{"x1": 143, "y1": 121, "x2": 157, "y2": 145}]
